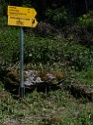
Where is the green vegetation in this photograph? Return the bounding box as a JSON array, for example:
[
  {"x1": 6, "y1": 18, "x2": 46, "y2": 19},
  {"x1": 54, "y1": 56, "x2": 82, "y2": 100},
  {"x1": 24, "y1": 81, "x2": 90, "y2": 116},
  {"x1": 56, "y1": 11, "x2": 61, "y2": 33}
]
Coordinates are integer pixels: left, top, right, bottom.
[
  {"x1": 46, "y1": 7, "x2": 71, "y2": 27},
  {"x1": 0, "y1": 88, "x2": 93, "y2": 125},
  {"x1": 1, "y1": 1, "x2": 93, "y2": 125},
  {"x1": 0, "y1": 26, "x2": 93, "y2": 70}
]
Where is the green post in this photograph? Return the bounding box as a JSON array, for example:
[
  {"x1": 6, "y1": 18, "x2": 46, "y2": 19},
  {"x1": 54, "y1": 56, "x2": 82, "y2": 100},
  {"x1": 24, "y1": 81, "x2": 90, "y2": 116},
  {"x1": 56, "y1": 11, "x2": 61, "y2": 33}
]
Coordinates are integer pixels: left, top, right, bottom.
[{"x1": 19, "y1": 27, "x2": 25, "y2": 98}]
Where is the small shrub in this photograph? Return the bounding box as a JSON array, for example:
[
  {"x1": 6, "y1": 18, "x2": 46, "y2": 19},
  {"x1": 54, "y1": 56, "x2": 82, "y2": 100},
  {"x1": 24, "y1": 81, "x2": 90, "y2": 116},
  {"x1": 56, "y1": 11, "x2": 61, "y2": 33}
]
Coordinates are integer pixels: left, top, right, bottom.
[
  {"x1": 46, "y1": 7, "x2": 71, "y2": 26},
  {"x1": 76, "y1": 11, "x2": 93, "y2": 30}
]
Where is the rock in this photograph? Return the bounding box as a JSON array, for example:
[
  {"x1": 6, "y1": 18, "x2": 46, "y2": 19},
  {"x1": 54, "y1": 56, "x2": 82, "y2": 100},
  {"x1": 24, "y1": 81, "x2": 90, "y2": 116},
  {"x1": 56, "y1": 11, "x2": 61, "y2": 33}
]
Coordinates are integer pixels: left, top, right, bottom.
[
  {"x1": 24, "y1": 70, "x2": 65, "y2": 87},
  {"x1": 4, "y1": 69, "x2": 65, "y2": 92}
]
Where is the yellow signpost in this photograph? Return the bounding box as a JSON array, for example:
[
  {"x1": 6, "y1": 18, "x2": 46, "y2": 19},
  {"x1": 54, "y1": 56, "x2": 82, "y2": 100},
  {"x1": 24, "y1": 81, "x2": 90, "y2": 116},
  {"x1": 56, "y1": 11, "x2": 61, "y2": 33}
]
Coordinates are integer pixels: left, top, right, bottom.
[
  {"x1": 7, "y1": 6, "x2": 38, "y2": 98},
  {"x1": 8, "y1": 16, "x2": 38, "y2": 27},
  {"x1": 8, "y1": 6, "x2": 37, "y2": 18},
  {"x1": 7, "y1": 6, "x2": 38, "y2": 27}
]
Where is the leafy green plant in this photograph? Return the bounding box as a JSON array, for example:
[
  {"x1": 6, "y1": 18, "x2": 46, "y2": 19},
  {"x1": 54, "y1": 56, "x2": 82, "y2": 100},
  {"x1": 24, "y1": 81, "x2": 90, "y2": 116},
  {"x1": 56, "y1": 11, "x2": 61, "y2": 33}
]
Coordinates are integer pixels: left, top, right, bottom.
[
  {"x1": 46, "y1": 7, "x2": 70, "y2": 26},
  {"x1": 0, "y1": 0, "x2": 8, "y2": 16},
  {"x1": 0, "y1": 27, "x2": 93, "y2": 71},
  {"x1": 76, "y1": 11, "x2": 93, "y2": 30},
  {"x1": 72, "y1": 67, "x2": 93, "y2": 85},
  {"x1": 62, "y1": 41, "x2": 93, "y2": 71},
  {"x1": 0, "y1": 27, "x2": 20, "y2": 68}
]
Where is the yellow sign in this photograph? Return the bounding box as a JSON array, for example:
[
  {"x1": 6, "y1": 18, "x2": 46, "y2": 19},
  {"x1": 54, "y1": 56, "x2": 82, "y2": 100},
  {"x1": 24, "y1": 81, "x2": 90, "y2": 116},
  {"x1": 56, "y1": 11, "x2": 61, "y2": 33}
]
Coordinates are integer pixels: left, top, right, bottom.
[
  {"x1": 7, "y1": 6, "x2": 38, "y2": 27},
  {"x1": 8, "y1": 16, "x2": 38, "y2": 27},
  {"x1": 8, "y1": 6, "x2": 37, "y2": 18}
]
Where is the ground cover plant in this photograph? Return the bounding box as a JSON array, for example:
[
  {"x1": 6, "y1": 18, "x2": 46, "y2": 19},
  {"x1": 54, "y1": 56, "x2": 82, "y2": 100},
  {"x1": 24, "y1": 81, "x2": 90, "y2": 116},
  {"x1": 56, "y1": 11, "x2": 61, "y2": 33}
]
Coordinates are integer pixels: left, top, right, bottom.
[
  {"x1": 0, "y1": 26, "x2": 93, "y2": 71},
  {"x1": 0, "y1": 26, "x2": 93, "y2": 124},
  {"x1": 0, "y1": 84, "x2": 93, "y2": 125},
  {"x1": 1, "y1": 3, "x2": 93, "y2": 125}
]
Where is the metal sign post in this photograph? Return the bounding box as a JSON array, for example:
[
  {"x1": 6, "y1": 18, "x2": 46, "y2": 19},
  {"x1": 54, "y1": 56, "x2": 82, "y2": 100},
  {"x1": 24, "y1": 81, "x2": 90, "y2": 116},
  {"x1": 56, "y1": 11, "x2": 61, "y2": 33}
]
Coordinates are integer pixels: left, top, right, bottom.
[
  {"x1": 19, "y1": 27, "x2": 25, "y2": 98},
  {"x1": 7, "y1": 5, "x2": 38, "y2": 98}
]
